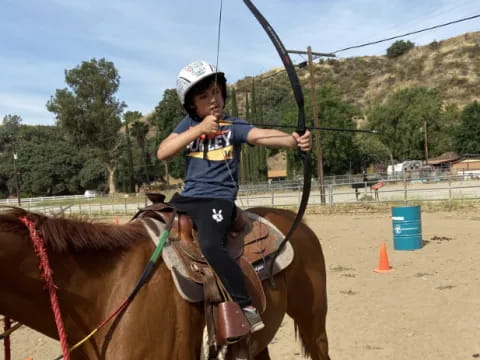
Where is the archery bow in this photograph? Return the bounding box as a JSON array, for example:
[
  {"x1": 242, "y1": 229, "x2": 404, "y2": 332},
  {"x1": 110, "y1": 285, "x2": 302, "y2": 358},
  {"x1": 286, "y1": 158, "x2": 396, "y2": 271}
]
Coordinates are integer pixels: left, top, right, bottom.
[{"x1": 242, "y1": 0, "x2": 312, "y2": 286}]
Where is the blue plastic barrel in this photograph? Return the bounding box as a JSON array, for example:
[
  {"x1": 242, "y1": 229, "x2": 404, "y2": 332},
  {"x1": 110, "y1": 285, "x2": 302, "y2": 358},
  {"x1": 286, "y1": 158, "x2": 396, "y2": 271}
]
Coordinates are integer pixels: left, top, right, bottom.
[{"x1": 391, "y1": 205, "x2": 422, "y2": 250}]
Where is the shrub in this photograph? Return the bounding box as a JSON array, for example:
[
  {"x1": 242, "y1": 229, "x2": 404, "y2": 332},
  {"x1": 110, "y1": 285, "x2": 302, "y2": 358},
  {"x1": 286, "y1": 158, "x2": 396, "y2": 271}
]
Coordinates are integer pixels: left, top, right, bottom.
[
  {"x1": 386, "y1": 40, "x2": 415, "y2": 58},
  {"x1": 429, "y1": 40, "x2": 440, "y2": 50}
]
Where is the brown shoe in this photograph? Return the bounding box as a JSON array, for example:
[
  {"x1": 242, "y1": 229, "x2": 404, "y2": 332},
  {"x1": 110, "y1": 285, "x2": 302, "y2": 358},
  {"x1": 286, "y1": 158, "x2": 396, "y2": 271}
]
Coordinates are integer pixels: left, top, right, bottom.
[{"x1": 243, "y1": 307, "x2": 265, "y2": 333}]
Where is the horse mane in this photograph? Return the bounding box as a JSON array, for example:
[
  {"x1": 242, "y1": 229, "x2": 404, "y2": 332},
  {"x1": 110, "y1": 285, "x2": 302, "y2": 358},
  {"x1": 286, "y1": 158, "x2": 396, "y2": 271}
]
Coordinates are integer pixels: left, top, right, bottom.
[{"x1": 0, "y1": 206, "x2": 148, "y2": 252}]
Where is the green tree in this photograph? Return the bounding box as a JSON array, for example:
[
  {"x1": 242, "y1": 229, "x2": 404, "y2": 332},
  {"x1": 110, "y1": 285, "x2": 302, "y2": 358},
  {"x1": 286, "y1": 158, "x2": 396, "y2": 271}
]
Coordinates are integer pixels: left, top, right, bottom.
[
  {"x1": 430, "y1": 103, "x2": 459, "y2": 156},
  {"x1": 150, "y1": 89, "x2": 187, "y2": 181},
  {"x1": 46, "y1": 58, "x2": 125, "y2": 193},
  {"x1": 282, "y1": 86, "x2": 360, "y2": 176},
  {"x1": 367, "y1": 87, "x2": 444, "y2": 161},
  {"x1": 230, "y1": 87, "x2": 239, "y2": 118},
  {"x1": 317, "y1": 87, "x2": 360, "y2": 174},
  {"x1": 77, "y1": 152, "x2": 106, "y2": 191},
  {"x1": 123, "y1": 111, "x2": 141, "y2": 193},
  {"x1": 18, "y1": 126, "x2": 86, "y2": 195},
  {"x1": 455, "y1": 101, "x2": 480, "y2": 154},
  {"x1": 248, "y1": 80, "x2": 267, "y2": 182},
  {"x1": 0, "y1": 124, "x2": 97, "y2": 197},
  {"x1": 386, "y1": 40, "x2": 415, "y2": 58},
  {"x1": 0, "y1": 114, "x2": 22, "y2": 199},
  {"x1": 130, "y1": 119, "x2": 151, "y2": 185},
  {"x1": 353, "y1": 132, "x2": 392, "y2": 171},
  {"x1": 251, "y1": 80, "x2": 257, "y2": 123},
  {"x1": 0, "y1": 172, "x2": 8, "y2": 198},
  {"x1": 0, "y1": 114, "x2": 22, "y2": 151},
  {"x1": 264, "y1": 83, "x2": 294, "y2": 127}
]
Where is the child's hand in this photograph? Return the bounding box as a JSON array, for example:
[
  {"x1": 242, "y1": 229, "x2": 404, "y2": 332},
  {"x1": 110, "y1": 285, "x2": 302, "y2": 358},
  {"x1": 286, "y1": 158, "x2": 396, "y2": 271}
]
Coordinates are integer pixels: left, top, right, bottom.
[
  {"x1": 292, "y1": 130, "x2": 312, "y2": 151},
  {"x1": 198, "y1": 115, "x2": 219, "y2": 136}
]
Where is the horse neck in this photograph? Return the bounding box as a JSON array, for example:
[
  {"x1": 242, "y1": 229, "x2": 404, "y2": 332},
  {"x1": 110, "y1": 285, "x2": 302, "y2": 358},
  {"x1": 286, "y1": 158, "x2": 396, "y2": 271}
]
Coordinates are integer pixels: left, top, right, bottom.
[
  {"x1": 0, "y1": 223, "x2": 207, "y2": 358},
  {"x1": 0, "y1": 231, "x2": 153, "y2": 341}
]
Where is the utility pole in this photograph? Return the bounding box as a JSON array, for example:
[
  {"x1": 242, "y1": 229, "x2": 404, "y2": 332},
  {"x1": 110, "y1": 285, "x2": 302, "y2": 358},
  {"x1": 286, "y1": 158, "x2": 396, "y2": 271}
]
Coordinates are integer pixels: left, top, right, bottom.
[{"x1": 287, "y1": 47, "x2": 335, "y2": 204}]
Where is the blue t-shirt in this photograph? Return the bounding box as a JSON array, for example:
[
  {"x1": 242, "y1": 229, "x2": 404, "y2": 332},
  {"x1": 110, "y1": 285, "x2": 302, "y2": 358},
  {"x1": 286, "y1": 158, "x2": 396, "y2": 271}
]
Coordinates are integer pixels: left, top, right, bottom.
[{"x1": 173, "y1": 115, "x2": 253, "y2": 201}]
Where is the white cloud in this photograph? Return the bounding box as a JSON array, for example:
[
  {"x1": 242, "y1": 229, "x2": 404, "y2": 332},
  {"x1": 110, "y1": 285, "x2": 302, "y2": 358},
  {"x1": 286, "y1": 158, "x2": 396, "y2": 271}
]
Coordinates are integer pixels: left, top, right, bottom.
[
  {"x1": 0, "y1": 92, "x2": 55, "y2": 125},
  {"x1": 2, "y1": 0, "x2": 479, "y2": 125}
]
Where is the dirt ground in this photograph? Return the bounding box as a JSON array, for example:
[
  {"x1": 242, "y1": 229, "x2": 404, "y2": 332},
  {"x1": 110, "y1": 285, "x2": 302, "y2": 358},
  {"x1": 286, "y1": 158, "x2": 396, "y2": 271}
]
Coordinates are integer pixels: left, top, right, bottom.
[{"x1": 4, "y1": 210, "x2": 480, "y2": 359}]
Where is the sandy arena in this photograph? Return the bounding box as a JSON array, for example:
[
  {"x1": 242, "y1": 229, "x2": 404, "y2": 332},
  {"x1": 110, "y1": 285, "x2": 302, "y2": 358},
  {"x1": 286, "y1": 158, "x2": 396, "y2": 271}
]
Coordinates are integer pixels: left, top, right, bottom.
[{"x1": 4, "y1": 209, "x2": 480, "y2": 359}]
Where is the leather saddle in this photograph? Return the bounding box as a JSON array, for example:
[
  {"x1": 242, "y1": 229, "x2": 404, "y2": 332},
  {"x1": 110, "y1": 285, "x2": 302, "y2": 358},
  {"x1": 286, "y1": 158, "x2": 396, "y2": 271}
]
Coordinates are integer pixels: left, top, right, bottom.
[
  {"x1": 132, "y1": 193, "x2": 294, "y2": 350},
  {"x1": 132, "y1": 193, "x2": 294, "y2": 311}
]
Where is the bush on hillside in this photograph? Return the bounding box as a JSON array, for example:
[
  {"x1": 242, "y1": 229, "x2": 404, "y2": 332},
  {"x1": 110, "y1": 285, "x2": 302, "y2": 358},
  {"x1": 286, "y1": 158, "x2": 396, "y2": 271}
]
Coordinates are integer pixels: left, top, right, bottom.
[{"x1": 386, "y1": 40, "x2": 415, "y2": 58}]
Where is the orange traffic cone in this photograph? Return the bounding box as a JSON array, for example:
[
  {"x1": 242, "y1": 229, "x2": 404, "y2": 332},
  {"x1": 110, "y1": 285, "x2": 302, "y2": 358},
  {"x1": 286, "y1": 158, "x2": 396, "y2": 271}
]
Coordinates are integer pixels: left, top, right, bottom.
[{"x1": 373, "y1": 243, "x2": 393, "y2": 273}]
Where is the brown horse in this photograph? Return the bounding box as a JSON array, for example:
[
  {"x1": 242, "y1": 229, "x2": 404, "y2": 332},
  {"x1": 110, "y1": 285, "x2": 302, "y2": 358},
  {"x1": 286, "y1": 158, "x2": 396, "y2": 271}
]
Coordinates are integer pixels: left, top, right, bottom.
[{"x1": 0, "y1": 207, "x2": 329, "y2": 360}]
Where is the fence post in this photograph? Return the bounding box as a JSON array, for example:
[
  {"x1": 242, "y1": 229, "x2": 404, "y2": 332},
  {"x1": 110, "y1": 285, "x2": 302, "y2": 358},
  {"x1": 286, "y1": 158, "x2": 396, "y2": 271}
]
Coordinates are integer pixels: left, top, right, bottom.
[
  {"x1": 271, "y1": 188, "x2": 274, "y2": 207},
  {"x1": 448, "y1": 174, "x2": 452, "y2": 210},
  {"x1": 403, "y1": 174, "x2": 408, "y2": 204},
  {"x1": 328, "y1": 184, "x2": 333, "y2": 209}
]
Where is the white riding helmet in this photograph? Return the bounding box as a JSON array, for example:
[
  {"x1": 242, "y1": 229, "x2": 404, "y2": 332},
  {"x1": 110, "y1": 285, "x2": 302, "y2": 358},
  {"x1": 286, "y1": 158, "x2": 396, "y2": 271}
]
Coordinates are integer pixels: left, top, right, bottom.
[{"x1": 176, "y1": 60, "x2": 225, "y2": 105}]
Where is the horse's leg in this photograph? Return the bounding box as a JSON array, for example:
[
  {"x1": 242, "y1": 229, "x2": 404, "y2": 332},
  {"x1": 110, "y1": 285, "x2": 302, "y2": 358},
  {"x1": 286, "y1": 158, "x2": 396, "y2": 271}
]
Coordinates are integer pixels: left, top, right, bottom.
[
  {"x1": 284, "y1": 226, "x2": 330, "y2": 360},
  {"x1": 286, "y1": 290, "x2": 329, "y2": 360},
  {"x1": 245, "y1": 208, "x2": 330, "y2": 360}
]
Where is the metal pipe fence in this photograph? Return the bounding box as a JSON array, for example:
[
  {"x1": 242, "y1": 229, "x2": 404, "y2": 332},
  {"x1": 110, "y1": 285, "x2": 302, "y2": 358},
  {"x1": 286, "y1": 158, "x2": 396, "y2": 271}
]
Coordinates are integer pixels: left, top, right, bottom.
[
  {"x1": 1, "y1": 174, "x2": 479, "y2": 216},
  {"x1": 237, "y1": 174, "x2": 480, "y2": 208}
]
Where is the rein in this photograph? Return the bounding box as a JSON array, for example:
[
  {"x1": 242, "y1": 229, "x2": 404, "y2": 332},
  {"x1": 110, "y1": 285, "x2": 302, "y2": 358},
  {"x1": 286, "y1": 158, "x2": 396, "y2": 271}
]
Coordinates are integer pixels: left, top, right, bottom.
[
  {"x1": 9, "y1": 211, "x2": 175, "y2": 359},
  {"x1": 1, "y1": 318, "x2": 21, "y2": 360},
  {"x1": 3, "y1": 317, "x2": 11, "y2": 360},
  {"x1": 20, "y1": 216, "x2": 71, "y2": 360},
  {"x1": 0, "y1": 320, "x2": 21, "y2": 341},
  {"x1": 42, "y1": 210, "x2": 174, "y2": 360}
]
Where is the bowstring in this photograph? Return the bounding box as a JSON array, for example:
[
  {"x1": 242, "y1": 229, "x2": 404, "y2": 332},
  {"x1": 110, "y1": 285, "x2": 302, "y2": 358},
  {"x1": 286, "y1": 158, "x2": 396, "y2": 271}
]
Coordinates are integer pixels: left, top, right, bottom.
[
  {"x1": 212, "y1": 0, "x2": 223, "y2": 107},
  {"x1": 215, "y1": 0, "x2": 246, "y2": 208},
  {"x1": 213, "y1": 0, "x2": 223, "y2": 124},
  {"x1": 213, "y1": 0, "x2": 223, "y2": 126},
  {"x1": 203, "y1": 0, "x2": 224, "y2": 160},
  {"x1": 215, "y1": 0, "x2": 223, "y2": 77}
]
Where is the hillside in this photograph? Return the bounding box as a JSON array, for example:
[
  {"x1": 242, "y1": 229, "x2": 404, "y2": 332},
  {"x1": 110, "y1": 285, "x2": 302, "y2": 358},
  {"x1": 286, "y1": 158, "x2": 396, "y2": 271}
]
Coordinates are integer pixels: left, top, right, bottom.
[{"x1": 234, "y1": 31, "x2": 480, "y2": 117}]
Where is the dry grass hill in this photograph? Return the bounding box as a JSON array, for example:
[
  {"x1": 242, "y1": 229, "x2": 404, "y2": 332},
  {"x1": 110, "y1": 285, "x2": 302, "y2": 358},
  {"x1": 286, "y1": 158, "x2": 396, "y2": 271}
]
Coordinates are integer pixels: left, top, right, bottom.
[{"x1": 235, "y1": 31, "x2": 480, "y2": 115}]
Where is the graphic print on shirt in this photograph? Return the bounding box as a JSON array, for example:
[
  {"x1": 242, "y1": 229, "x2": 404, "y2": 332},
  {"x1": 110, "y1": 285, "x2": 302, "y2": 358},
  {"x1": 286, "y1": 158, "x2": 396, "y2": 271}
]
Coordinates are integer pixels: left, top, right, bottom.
[{"x1": 186, "y1": 120, "x2": 234, "y2": 161}]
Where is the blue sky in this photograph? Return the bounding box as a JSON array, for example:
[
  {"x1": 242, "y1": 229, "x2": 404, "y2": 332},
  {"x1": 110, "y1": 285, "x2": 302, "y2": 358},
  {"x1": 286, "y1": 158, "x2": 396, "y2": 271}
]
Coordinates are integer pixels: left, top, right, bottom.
[{"x1": 1, "y1": 0, "x2": 479, "y2": 126}]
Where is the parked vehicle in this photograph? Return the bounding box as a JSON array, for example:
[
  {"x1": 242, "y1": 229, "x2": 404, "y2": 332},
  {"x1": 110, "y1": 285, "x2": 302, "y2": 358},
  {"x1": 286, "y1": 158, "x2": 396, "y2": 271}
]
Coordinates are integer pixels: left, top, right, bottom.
[{"x1": 84, "y1": 190, "x2": 98, "y2": 198}]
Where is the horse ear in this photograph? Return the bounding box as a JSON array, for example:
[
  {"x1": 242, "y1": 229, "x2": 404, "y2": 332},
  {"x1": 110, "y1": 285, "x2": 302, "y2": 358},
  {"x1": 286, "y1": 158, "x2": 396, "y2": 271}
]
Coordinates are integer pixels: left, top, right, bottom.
[{"x1": 146, "y1": 193, "x2": 166, "y2": 204}]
